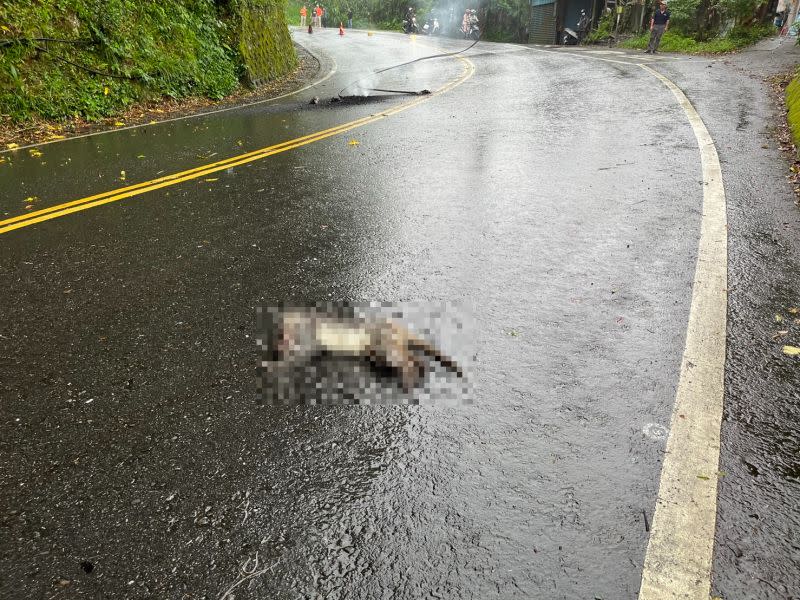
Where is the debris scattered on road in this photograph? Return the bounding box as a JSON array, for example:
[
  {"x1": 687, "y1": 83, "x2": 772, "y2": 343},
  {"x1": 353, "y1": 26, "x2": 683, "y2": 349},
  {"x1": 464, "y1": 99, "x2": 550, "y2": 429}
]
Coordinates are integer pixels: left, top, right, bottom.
[
  {"x1": 309, "y1": 96, "x2": 319, "y2": 105},
  {"x1": 782, "y1": 345, "x2": 800, "y2": 356}
]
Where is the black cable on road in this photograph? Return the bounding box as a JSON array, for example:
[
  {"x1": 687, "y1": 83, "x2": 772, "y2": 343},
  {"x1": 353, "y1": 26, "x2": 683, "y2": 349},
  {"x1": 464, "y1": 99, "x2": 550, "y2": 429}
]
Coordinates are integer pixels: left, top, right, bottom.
[
  {"x1": 337, "y1": 32, "x2": 481, "y2": 98},
  {"x1": 367, "y1": 88, "x2": 430, "y2": 95}
]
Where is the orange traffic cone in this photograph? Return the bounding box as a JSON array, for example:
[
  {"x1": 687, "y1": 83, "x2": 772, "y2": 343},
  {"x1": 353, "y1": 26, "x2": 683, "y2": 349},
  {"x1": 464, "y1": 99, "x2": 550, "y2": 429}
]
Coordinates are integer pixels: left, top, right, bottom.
[{"x1": 339, "y1": 22, "x2": 345, "y2": 35}]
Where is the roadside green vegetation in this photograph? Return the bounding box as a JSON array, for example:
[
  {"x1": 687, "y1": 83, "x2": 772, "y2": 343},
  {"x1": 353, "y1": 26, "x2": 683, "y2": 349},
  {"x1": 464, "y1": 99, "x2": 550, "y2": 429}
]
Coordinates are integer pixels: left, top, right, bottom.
[
  {"x1": 586, "y1": 11, "x2": 614, "y2": 43},
  {"x1": 285, "y1": 0, "x2": 774, "y2": 46},
  {"x1": 284, "y1": 0, "x2": 532, "y2": 42},
  {"x1": 620, "y1": 24, "x2": 774, "y2": 53},
  {"x1": 0, "y1": 0, "x2": 295, "y2": 124},
  {"x1": 614, "y1": 0, "x2": 775, "y2": 53},
  {"x1": 653, "y1": 0, "x2": 767, "y2": 40},
  {"x1": 284, "y1": 0, "x2": 432, "y2": 31},
  {"x1": 786, "y1": 70, "x2": 800, "y2": 153}
]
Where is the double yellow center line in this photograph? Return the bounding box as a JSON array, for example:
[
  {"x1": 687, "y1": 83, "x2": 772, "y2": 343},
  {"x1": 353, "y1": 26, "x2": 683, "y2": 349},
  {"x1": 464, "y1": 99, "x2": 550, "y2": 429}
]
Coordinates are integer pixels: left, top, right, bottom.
[{"x1": 1, "y1": 56, "x2": 473, "y2": 236}]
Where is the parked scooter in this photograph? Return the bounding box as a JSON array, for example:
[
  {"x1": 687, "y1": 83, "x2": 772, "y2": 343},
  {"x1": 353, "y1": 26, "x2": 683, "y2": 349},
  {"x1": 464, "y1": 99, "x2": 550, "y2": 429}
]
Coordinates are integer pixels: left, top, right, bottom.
[{"x1": 562, "y1": 9, "x2": 590, "y2": 45}]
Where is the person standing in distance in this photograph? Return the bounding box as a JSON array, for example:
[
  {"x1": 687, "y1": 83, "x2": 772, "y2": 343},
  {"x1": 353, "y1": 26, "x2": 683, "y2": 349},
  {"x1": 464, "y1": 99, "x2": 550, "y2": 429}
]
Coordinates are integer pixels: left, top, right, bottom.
[
  {"x1": 646, "y1": 1, "x2": 670, "y2": 54},
  {"x1": 300, "y1": 4, "x2": 307, "y2": 27}
]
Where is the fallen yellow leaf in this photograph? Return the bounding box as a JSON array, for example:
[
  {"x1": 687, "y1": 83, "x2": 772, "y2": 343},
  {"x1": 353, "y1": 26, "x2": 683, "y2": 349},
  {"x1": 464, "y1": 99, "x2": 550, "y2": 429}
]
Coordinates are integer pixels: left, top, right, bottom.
[
  {"x1": 47, "y1": 135, "x2": 65, "y2": 140},
  {"x1": 783, "y1": 345, "x2": 800, "y2": 356},
  {"x1": 24, "y1": 196, "x2": 39, "y2": 203},
  {"x1": 348, "y1": 139, "x2": 360, "y2": 146},
  {"x1": 120, "y1": 170, "x2": 126, "y2": 180},
  {"x1": 6, "y1": 143, "x2": 19, "y2": 149},
  {"x1": 204, "y1": 178, "x2": 218, "y2": 182},
  {"x1": 775, "y1": 314, "x2": 784, "y2": 323},
  {"x1": 789, "y1": 307, "x2": 798, "y2": 314},
  {"x1": 103, "y1": 86, "x2": 110, "y2": 96},
  {"x1": 114, "y1": 121, "x2": 125, "y2": 127}
]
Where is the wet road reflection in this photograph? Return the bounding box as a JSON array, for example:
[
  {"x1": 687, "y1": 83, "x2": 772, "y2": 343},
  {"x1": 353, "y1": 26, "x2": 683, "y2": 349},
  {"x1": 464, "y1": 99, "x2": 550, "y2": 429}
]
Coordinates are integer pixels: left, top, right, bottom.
[{"x1": 0, "y1": 30, "x2": 762, "y2": 600}]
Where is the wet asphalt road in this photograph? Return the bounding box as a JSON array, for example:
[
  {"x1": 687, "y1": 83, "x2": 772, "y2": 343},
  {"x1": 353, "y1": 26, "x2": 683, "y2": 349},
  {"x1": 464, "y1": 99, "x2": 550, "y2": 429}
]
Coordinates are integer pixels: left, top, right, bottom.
[{"x1": 1, "y1": 30, "x2": 798, "y2": 599}]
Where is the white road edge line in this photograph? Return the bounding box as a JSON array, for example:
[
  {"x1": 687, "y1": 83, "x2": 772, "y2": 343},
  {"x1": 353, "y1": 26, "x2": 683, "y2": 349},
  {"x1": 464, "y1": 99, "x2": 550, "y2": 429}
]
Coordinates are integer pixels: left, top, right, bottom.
[
  {"x1": 637, "y1": 64, "x2": 727, "y2": 599},
  {"x1": 0, "y1": 37, "x2": 338, "y2": 155},
  {"x1": 526, "y1": 44, "x2": 727, "y2": 596}
]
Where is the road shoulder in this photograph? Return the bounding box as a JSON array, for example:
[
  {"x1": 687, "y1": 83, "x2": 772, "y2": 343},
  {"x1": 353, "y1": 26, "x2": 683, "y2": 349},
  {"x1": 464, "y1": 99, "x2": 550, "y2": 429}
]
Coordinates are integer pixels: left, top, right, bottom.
[{"x1": 655, "y1": 38, "x2": 800, "y2": 600}]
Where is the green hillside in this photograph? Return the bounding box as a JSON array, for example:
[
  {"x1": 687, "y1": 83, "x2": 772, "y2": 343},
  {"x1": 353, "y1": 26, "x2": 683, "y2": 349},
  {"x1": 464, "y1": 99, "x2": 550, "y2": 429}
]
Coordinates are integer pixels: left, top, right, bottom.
[{"x1": 0, "y1": 0, "x2": 296, "y2": 123}]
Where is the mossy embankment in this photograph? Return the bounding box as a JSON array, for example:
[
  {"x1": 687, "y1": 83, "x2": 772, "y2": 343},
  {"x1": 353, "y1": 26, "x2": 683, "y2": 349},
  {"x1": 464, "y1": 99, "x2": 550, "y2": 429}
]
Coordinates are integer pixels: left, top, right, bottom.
[
  {"x1": 787, "y1": 70, "x2": 800, "y2": 155},
  {"x1": 0, "y1": 0, "x2": 296, "y2": 127}
]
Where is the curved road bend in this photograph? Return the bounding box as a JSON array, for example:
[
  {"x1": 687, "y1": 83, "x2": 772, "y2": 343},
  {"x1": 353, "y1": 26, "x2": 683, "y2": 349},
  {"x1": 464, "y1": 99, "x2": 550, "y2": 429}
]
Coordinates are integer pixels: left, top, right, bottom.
[{"x1": 0, "y1": 30, "x2": 798, "y2": 599}]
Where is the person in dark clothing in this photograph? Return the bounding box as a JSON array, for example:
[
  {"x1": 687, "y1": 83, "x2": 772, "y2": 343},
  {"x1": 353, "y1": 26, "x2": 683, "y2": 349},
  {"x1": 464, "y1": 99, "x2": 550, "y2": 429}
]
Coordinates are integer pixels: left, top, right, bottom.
[
  {"x1": 347, "y1": 8, "x2": 353, "y2": 28},
  {"x1": 646, "y1": 1, "x2": 670, "y2": 54}
]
